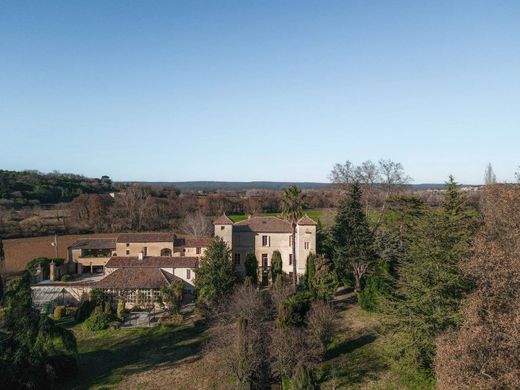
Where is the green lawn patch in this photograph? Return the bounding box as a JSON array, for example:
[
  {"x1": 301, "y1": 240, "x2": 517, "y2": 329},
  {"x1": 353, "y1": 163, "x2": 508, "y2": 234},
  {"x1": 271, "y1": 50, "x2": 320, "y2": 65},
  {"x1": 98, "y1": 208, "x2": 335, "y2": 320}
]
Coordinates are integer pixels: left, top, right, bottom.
[
  {"x1": 59, "y1": 322, "x2": 208, "y2": 389},
  {"x1": 228, "y1": 210, "x2": 322, "y2": 223}
]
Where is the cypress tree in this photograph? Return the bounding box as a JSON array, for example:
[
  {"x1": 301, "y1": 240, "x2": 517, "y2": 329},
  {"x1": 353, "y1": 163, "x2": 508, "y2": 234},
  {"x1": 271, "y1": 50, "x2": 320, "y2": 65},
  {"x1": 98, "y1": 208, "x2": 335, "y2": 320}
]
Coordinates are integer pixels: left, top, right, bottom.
[
  {"x1": 331, "y1": 182, "x2": 377, "y2": 291},
  {"x1": 244, "y1": 253, "x2": 258, "y2": 286},
  {"x1": 271, "y1": 250, "x2": 283, "y2": 283}
]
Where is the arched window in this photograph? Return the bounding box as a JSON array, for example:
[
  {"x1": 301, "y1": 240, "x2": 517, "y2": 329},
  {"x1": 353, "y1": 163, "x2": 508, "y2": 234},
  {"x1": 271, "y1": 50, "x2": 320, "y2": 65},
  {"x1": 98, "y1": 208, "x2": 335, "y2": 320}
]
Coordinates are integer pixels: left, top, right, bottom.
[{"x1": 160, "y1": 248, "x2": 172, "y2": 256}]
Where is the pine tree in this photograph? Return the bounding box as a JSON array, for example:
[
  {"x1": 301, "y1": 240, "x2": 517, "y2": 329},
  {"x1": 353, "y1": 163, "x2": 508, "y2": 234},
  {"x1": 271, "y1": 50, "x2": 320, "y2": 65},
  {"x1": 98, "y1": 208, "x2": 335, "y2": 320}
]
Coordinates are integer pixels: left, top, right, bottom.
[
  {"x1": 195, "y1": 236, "x2": 238, "y2": 306},
  {"x1": 244, "y1": 253, "x2": 258, "y2": 285},
  {"x1": 303, "y1": 253, "x2": 316, "y2": 290},
  {"x1": 331, "y1": 182, "x2": 377, "y2": 291}
]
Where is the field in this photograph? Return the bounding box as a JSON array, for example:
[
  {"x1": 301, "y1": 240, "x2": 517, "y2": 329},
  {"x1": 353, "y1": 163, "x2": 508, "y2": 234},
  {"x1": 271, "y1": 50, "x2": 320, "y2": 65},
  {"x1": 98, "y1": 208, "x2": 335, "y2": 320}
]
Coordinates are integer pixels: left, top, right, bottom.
[
  {"x1": 60, "y1": 290, "x2": 432, "y2": 390},
  {"x1": 228, "y1": 209, "x2": 329, "y2": 224},
  {"x1": 2, "y1": 233, "x2": 118, "y2": 275}
]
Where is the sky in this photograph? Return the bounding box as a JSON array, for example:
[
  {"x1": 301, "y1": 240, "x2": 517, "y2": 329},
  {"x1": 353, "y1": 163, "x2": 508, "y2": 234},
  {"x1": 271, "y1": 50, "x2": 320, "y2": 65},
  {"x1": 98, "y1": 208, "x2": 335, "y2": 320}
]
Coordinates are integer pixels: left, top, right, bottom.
[{"x1": 0, "y1": 1, "x2": 519, "y2": 184}]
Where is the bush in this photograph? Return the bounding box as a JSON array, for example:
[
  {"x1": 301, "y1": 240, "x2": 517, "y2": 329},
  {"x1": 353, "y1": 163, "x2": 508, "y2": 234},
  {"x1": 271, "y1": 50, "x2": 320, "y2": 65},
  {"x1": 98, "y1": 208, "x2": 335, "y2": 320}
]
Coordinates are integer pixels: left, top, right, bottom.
[
  {"x1": 74, "y1": 300, "x2": 96, "y2": 323},
  {"x1": 65, "y1": 306, "x2": 77, "y2": 317},
  {"x1": 169, "y1": 313, "x2": 184, "y2": 325},
  {"x1": 53, "y1": 305, "x2": 65, "y2": 320},
  {"x1": 117, "y1": 301, "x2": 125, "y2": 320},
  {"x1": 82, "y1": 309, "x2": 114, "y2": 331},
  {"x1": 278, "y1": 291, "x2": 313, "y2": 328},
  {"x1": 61, "y1": 274, "x2": 72, "y2": 282},
  {"x1": 358, "y1": 275, "x2": 382, "y2": 311}
]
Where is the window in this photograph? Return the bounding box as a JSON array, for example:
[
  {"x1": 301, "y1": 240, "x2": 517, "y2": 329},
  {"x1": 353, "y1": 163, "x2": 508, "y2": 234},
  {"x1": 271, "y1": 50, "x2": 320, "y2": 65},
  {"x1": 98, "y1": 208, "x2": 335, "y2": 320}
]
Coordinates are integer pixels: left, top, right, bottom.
[
  {"x1": 304, "y1": 242, "x2": 310, "y2": 250},
  {"x1": 113, "y1": 252, "x2": 117, "y2": 256},
  {"x1": 262, "y1": 254, "x2": 268, "y2": 268},
  {"x1": 221, "y1": 226, "x2": 225, "y2": 230},
  {"x1": 234, "y1": 253, "x2": 241, "y2": 266},
  {"x1": 289, "y1": 236, "x2": 292, "y2": 247},
  {"x1": 143, "y1": 246, "x2": 148, "y2": 256},
  {"x1": 186, "y1": 269, "x2": 191, "y2": 279},
  {"x1": 161, "y1": 248, "x2": 172, "y2": 256},
  {"x1": 196, "y1": 247, "x2": 201, "y2": 255},
  {"x1": 262, "y1": 235, "x2": 269, "y2": 247},
  {"x1": 126, "y1": 243, "x2": 130, "y2": 247},
  {"x1": 289, "y1": 254, "x2": 293, "y2": 265},
  {"x1": 126, "y1": 250, "x2": 130, "y2": 255}
]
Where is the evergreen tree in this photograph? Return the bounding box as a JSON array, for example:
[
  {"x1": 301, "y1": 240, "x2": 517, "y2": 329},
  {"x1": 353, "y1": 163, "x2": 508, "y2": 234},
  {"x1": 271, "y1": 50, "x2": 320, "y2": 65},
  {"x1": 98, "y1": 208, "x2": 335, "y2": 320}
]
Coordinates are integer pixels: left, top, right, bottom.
[
  {"x1": 382, "y1": 176, "x2": 475, "y2": 373},
  {"x1": 316, "y1": 219, "x2": 333, "y2": 258},
  {"x1": 271, "y1": 250, "x2": 283, "y2": 283},
  {"x1": 244, "y1": 253, "x2": 258, "y2": 285},
  {"x1": 303, "y1": 253, "x2": 316, "y2": 290},
  {"x1": 0, "y1": 271, "x2": 77, "y2": 388},
  {"x1": 311, "y1": 256, "x2": 338, "y2": 301},
  {"x1": 195, "y1": 236, "x2": 238, "y2": 306},
  {"x1": 331, "y1": 182, "x2": 377, "y2": 291}
]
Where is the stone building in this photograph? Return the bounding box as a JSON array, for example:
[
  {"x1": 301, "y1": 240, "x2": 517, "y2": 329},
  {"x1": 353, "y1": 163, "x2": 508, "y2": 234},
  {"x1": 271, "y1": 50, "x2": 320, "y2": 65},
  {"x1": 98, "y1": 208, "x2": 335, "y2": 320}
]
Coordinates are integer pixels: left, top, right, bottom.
[{"x1": 213, "y1": 214, "x2": 317, "y2": 284}]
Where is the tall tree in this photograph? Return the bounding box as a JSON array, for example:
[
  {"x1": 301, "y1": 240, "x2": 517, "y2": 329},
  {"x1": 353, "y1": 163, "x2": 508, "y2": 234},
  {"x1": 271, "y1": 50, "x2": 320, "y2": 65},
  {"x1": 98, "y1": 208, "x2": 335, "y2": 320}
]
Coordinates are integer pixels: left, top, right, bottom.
[
  {"x1": 484, "y1": 163, "x2": 497, "y2": 185},
  {"x1": 181, "y1": 210, "x2": 212, "y2": 237},
  {"x1": 281, "y1": 185, "x2": 303, "y2": 285},
  {"x1": 195, "y1": 236, "x2": 238, "y2": 307},
  {"x1": 0, "y1": 271, "x2": 77, "y2": 388},
  {"x1": 331, "y1": 183, "x2": 377, "y2": 291},
  {"x1": 382, "y1": 176, "x2": 475, "y2": 373},
  {"x1": 435, "y1": 184, "x2": 520, "y2": 389}
]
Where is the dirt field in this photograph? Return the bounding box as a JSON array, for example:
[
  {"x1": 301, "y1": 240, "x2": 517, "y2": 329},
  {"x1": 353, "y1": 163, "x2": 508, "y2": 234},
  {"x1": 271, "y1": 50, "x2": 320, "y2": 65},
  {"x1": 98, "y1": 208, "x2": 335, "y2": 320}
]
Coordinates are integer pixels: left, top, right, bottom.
[{"x1": 2, "y1": 233, "x2": 118, "y2": 275}]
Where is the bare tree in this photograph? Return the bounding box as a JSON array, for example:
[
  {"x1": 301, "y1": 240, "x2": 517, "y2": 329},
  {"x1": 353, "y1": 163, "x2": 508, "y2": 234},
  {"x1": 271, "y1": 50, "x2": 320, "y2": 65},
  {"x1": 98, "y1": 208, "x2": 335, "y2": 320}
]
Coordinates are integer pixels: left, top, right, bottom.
[
  {"x1": 484, "y1": 163, "x2": 497, "y2": 185},
  {"x1": 181, "y1": 210, "x2": 212, "y2": 237}
]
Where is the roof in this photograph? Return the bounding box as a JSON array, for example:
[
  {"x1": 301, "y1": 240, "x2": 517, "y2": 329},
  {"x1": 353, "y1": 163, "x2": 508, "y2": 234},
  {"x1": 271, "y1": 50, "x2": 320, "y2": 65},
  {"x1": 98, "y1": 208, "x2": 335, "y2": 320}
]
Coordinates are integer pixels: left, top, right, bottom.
[
  {"x1": 183, "y1": 237, "x2": 212, "y2": 247},
  {"x1": 95, "y1": 268, "x2": 181, "y2": 289},
  {"x1": 69, "y1": 238, "x2": 116, "y2": 250},
  {"x1": 116, "y1": 232, "x2": 175, "y2": 243},
  {"x1": 234, "y1": 216, "x2": 292, "y2": 233},
  {"x1": 105, "y1": 256, "x2": 198, "y2": 269},
  {"x1": 297, "y1": 215, "x2": 318, "y2": 226},
  {"x1": 213, "y1": 214, "x2": 233, "y2": 225}
]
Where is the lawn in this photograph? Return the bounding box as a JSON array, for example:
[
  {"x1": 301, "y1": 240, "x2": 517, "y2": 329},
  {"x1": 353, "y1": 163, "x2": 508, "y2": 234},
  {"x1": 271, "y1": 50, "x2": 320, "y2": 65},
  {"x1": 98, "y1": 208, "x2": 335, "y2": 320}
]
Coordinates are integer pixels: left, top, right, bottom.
[{"x1": 59, "y1": 321, "x2": 208, "y2": 390}]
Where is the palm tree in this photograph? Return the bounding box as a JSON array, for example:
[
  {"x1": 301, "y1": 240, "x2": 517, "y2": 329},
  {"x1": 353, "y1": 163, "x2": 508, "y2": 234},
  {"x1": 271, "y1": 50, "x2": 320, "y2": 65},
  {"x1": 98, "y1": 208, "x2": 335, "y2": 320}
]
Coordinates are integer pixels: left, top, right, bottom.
[{"x1": 281, "y1": 185, "x2": 303, "y2": 285}]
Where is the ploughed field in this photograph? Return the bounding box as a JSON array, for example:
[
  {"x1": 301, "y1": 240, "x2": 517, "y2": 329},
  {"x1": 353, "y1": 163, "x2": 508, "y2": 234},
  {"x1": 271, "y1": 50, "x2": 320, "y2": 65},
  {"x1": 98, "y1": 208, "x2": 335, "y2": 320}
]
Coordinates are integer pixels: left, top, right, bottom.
[{"x1": 2, "y1": 233, "x2": 118, "y2": 275}]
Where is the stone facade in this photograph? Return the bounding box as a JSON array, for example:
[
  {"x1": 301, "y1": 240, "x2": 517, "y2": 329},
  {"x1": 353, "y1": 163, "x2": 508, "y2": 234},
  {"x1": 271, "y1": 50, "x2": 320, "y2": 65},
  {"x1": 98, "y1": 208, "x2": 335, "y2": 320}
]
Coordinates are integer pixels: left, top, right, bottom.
[{"x1": 214, "y1": 215, "x2": 317, "y2": 283}]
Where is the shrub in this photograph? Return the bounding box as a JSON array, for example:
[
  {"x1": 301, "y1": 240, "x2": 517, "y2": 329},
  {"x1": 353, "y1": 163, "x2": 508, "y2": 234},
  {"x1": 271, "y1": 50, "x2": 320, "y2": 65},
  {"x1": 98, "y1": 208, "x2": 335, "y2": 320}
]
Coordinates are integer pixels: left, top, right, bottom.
[
  {"x1": 116, "y1": 301, "x2": 125, "y2": 320},
  {"x1": 65, "y1": 306, "x2": 77, "y2": 317},
  {"x1": 53, "y1": 305, "x2": 65, "y2": 320},
  {"x1": 74, "y1": 300, "x2": 95, "y2": 323},
  {"x1": 278, "y1": 291, "x2": 313, "y2": 328},
  {"x1": 82, "y1": 309, "x2": 114, "y2": 331},
  {"x1": 169, "y1": 313, "x2": 184, "y2": 325},
  {"x1": 60, "y1": 274, "x2": 72, "y2": 282}
]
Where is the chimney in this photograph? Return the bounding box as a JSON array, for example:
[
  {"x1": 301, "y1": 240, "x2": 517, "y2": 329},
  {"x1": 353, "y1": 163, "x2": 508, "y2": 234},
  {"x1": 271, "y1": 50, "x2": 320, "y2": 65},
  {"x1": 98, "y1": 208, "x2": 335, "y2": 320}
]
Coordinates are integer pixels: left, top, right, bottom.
[{"x1": 138, "y1": 252, "x2": 144, "y2": 261}]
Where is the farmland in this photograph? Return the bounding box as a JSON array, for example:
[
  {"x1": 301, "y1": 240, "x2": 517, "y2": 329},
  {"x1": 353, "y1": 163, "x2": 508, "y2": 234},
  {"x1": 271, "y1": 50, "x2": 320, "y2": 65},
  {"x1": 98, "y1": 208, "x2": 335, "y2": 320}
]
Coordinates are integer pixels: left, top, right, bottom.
[{"x1": 2, "y1": 233, "x2": 117, "y2": 275}]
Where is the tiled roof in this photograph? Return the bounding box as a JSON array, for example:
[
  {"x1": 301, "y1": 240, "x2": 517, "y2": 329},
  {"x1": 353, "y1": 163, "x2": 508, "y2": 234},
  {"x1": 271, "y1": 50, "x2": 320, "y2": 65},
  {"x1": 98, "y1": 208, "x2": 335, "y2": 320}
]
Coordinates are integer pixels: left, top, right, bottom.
[
  {"x1": 297, "y1": 215, "x2": 318, "y2": 226},
  {"x1": 105, "y1": 256, "x2": 198, "y2": 269},
  {"x1": 116, "y1": 232, "x2": 175, "y2": 243},
  {"x1": 234, "y1": 216, "x2": 293, "y2": 233},
  {"x1": 213, "y1": 214, "x2": 233, "y2": 225},
  {"x1": 69, "y1": 238, "x2": 116, "y2": 250},
  {"x1": 95, "y1": 268, "x2": 181, "y2": 289},
  {"x1": 184, "y1": 237, "x2": 212, "y2": 247}
]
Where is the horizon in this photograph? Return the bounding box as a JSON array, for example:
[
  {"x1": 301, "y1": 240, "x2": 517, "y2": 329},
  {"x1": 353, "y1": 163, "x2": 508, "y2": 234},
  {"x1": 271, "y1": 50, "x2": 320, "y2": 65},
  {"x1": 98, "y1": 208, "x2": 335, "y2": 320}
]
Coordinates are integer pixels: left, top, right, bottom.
[{"x1": 1, "y1": 1, "x2": 519, "y2": 184}]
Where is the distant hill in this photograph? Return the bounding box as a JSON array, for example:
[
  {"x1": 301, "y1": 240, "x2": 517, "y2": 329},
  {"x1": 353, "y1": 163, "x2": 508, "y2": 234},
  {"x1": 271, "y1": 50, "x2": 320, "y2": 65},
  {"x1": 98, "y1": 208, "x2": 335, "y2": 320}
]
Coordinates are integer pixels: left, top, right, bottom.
[{"x1": 120, "y1": 181, "x2": 462, "y2": 191}]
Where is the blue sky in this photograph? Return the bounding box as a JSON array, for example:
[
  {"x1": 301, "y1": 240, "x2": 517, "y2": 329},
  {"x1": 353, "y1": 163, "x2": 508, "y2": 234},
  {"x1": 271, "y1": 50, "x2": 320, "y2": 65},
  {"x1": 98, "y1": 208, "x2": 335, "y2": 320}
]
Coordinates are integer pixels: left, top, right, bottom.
[{"x1": 1, "y1": 1, "x2": 519, "y2": 184}]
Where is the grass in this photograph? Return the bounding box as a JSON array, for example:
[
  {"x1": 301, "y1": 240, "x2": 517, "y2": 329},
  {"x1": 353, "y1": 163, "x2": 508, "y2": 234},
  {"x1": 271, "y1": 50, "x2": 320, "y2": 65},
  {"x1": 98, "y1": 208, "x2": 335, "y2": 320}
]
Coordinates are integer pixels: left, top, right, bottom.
[
  {"x1": 58, "y1": 320, "x2": 208, "y2": 390},
  {"x1": 228, "y1": 209, "x2": 323, "y2": 223},
  {"x1": 317, "y1": 290, "x2": 434, "y2": 389}
]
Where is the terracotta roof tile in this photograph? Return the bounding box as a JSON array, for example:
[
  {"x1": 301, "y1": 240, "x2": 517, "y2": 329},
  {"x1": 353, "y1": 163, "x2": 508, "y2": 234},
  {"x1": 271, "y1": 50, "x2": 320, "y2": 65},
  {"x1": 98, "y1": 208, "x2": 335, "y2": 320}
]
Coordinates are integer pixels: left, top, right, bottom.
[
  {"x1": 297, "y1": 215, "x2": 318, "y2": 226},
  {"x1": 116, "y1": 232, "x2": 175, "y2": 243},
  {"x1": 234, "y1": 216, "x2": 292, "y2": 233},
  {"x1": 95, "y1": 268, "x2": 175, "y2": 289},
  {"x1": 105, "y1": 256, "x2": 198, "y2": 269},
  {"x1": 213, "y1": 214, "x2": 233, "y2": 225}
]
